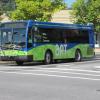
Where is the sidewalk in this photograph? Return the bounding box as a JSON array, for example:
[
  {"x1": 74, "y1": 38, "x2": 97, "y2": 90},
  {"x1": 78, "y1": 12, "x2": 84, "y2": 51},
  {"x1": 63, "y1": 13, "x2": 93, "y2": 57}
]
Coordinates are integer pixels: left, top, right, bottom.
[
  {"x1": 95, "y1": 48, "x2": 100, "y2": 52},
  {"x1": 0, "y1": 61, "x2": 14, "y2": 64},
  {"x1": 95, "y1": 48, "x2": 100, "y2": 55}
]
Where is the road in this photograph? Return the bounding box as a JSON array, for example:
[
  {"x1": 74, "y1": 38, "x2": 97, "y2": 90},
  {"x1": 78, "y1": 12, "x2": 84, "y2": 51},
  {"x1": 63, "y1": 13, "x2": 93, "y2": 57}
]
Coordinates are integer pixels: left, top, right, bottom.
[{"x1": 0, "y1": 57, "x2": 100, "y2": 100}]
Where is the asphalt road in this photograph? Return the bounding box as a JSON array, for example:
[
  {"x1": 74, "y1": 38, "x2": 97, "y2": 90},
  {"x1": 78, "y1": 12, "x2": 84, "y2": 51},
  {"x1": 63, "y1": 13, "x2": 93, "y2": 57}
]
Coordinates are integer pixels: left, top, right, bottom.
[{"x1": 0, "y1": 57, "x2": 100, "y2": 100}]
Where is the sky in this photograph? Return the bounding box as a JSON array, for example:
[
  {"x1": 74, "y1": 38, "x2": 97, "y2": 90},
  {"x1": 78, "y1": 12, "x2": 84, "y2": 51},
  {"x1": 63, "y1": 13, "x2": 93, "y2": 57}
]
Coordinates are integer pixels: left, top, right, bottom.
[{"x1": 64, "y1": 0, "x2": 76, "y2": 8}]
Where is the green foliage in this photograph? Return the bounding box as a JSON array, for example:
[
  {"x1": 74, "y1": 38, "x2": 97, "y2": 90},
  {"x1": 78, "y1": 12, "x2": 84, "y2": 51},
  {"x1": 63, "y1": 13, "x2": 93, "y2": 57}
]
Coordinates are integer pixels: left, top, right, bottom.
[
  {"x1": 72, "y1": 0, "x2": 100, "y2": 32},
  {"x1": 10, "y1": 0, "x2": 66, "y2": 21},
  {"x1": 0, "y1": 0, "x2": 15, "y2": 16}
]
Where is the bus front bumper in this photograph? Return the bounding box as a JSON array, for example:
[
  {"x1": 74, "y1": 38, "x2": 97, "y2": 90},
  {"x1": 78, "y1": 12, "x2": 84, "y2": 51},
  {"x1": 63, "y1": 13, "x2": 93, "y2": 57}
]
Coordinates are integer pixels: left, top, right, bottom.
[{"x1": 0, "y1": 55, "x2": 33, "y2": 62}]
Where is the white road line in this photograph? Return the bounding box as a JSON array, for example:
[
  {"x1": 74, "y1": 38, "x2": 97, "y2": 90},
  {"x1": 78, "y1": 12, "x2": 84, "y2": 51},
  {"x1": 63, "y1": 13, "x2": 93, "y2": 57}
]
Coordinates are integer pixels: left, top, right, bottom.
[
  {"x1": 1, "y1": 66, "x2": 100, "y2": 74},
  {"x1": 0, "y1": 71, "x2": 100, "y2": 81},
  {"x1": 1, "y1": 67, "x2": 100, "y2": 77},
  {"x1": 41, "y1": 68, "x2": 100, "y2": 73},
  {"x1": 21, "y1": 69, "x2": 100, "y2": 77},
  {"x1": 94, "y1": 66, "x2": 100, "y2": 69}
]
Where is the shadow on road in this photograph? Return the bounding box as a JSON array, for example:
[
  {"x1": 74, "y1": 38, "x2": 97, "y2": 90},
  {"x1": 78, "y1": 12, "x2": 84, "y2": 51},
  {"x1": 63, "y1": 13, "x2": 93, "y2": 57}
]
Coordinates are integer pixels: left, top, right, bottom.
[{"x1": 0, "y1": 56, "x2": 100, "y2": 67}]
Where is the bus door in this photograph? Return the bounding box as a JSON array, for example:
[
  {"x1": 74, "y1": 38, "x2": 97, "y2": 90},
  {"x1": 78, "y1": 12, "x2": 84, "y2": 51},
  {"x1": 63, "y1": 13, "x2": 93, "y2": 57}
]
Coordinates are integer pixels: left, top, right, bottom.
[
  {"x1": 27, "y1": 26, "x2": 41, "y2": 48},
  {"x1": 27, "y1": 26, "x2": 34, "y2": 48}
]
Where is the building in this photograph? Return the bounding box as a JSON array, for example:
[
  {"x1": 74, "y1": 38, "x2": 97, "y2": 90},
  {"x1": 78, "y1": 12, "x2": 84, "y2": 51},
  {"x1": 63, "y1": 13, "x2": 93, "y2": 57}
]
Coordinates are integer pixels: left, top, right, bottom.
[
  {"x1": 51, "y1": 9, "x2": 75, "y2": 24},
  {"x1": 0, "y1": 13, "x2": 11, "y2": 22}
]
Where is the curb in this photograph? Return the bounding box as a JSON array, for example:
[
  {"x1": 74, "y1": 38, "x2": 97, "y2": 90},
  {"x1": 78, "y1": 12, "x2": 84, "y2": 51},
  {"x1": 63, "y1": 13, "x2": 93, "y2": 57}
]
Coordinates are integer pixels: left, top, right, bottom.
[{"x1": 0, "y1": 61, "x2": 15, "y2": 64}]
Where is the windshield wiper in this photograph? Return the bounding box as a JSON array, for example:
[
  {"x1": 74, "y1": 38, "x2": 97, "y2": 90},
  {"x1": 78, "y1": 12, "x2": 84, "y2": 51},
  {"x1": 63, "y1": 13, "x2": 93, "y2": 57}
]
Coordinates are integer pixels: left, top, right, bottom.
[
  {"x1": 5, "y1": 44, "x2": 20, "y2": 50},
  {"x1": 5, "y1": 42, "x2": 12, "y2": 44}
]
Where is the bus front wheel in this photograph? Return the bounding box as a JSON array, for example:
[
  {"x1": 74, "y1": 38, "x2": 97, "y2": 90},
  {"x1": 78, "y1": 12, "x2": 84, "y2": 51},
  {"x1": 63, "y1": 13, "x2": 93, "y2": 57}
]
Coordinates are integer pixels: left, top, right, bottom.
[
  {"x1": 16, "y1": 61, "x2": 24, "y2": 65},
  {"x1": 75, "y1": 50, "x2": 82, "y2": 62},
  {"x1": 44, "y1": 51, "x2": 52, "y2": 64}
]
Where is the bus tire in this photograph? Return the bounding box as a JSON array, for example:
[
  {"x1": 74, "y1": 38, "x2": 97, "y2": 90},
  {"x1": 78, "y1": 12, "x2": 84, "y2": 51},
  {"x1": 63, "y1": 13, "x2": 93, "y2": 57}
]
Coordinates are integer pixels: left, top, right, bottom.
[
  {"x1": 44, "y1": 51, "x2": 52, "y2": 64},
  {"x1": 16, "y1": 61, "x2": 24, "y2": 65},
  {"x1": 75, "y1": 50, "x2": 82, "y2": 62}
]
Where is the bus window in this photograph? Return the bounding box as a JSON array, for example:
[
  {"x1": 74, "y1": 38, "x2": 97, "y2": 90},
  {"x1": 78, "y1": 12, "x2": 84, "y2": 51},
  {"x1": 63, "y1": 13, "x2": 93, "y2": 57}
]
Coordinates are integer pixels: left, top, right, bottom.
[
  {"x1": 34, "y1": 28, "x2": 50, "y2": 43},
  {"x1": 39, "y1": 28, "x2": 63, "y2": 43},
  {"x1": 13, "y1": 28, "x2": 26, "y2": 47},
  {"x1": 62, "y1": 29, "x2": 89, "y2": 43},
  {"x1": 62, "y1": 29, "x2": 79, "y2": 43},
  {"x1": 79, "y1": 30, "x2": 89, "y2": 43}
]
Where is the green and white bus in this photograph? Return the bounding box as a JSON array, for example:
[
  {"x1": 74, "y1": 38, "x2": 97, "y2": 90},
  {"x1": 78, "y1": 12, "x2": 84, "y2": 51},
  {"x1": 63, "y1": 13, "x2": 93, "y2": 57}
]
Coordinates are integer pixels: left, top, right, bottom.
[{"x1": 0, "y1": 20, "x2": 95, "y2": 65}]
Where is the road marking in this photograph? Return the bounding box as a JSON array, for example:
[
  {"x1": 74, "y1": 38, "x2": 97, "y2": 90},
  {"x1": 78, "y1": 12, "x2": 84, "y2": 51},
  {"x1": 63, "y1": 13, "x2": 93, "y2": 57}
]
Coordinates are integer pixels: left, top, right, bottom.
[
  {"x1": 94, "y1": 66, "x2": 100, "y2": 69},
  {"x1": 21, "y1": 69, "x2": 100, "y2": 77},
  {"x1": 1, "y1": 66, "x2": 100, "y2": 74},
  {"x1": 41, "y1": 68, "x2": 100, "y2": 73},
  {"x1": 0, "y1": 71, "x2": 100, "y2": 81},
  {"x1": 1, "y1": 67, "x2": 100, "y2": 77}
]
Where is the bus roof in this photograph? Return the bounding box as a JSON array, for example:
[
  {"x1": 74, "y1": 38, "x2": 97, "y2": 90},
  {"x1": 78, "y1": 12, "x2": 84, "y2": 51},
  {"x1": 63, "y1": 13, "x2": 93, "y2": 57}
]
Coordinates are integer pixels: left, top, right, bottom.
[
  {"x1": 0, "y1": 20, "x2": 93, "y2": 30},
  {"x1": 28, "y1": 20, "x2": 93, "y2": 30}
]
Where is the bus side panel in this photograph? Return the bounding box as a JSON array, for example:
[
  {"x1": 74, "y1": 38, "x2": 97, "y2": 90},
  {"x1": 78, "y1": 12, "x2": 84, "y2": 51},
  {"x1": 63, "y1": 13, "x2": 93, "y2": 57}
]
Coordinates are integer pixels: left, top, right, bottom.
[
  {"x1": 77, "y1": 44, "x2": 92, "y2": 58},
  {"x1": 27, "y1": 44, "x2": 55, "y2": 61},
  {"x1": 68, "y1": 44, "x2": 90, "y2": 58},
  {"x1": 27, "y1": 42, "x2": 94, "y2": 62},
  {"x1": 27, "y1": 44, "x2": 72, "y2": 61},
  {"x1": 27, "y1": 44, "x2": 77, "y2": 61}
]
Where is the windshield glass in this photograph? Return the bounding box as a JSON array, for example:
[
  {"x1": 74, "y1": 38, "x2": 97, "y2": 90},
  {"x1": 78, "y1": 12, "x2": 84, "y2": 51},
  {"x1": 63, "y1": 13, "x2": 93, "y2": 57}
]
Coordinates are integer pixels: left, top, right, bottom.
[
  {"x1": 0, "y1": 28, "x2": 26, "y2": 49},
  {"x1": 13, "y1": 28, "x2": 26, "y2": 46}
]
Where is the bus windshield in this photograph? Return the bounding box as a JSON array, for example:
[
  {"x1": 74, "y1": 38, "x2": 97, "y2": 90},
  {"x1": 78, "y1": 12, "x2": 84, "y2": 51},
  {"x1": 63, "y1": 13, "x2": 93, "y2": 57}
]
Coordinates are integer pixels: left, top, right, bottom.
[
  {"x1": 0, "y1": 28, "x2": 26, "y2": 50},
  {"x1": 13, "y1": 28, "x2": 26, "y2": 45}
]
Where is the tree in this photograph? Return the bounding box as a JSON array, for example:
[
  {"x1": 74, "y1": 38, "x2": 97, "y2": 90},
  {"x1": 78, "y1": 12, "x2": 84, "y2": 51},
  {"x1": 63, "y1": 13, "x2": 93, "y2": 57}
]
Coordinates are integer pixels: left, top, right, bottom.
[
  {"x1": 72, "y1": 0, "x2": 100, "y2": 32},
  {"x1": 10, "y1": 0, "x2": 66, "y2": 21},
  {"x1": 0, "y1": 0, "x2": 15, "y2": 17}
]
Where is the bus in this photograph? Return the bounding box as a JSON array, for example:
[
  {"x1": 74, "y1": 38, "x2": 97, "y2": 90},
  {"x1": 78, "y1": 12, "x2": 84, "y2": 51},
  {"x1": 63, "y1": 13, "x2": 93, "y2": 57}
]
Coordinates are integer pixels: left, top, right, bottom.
[{"x1": 0, "y1": 20, "x2": 95, "y2": 65}]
